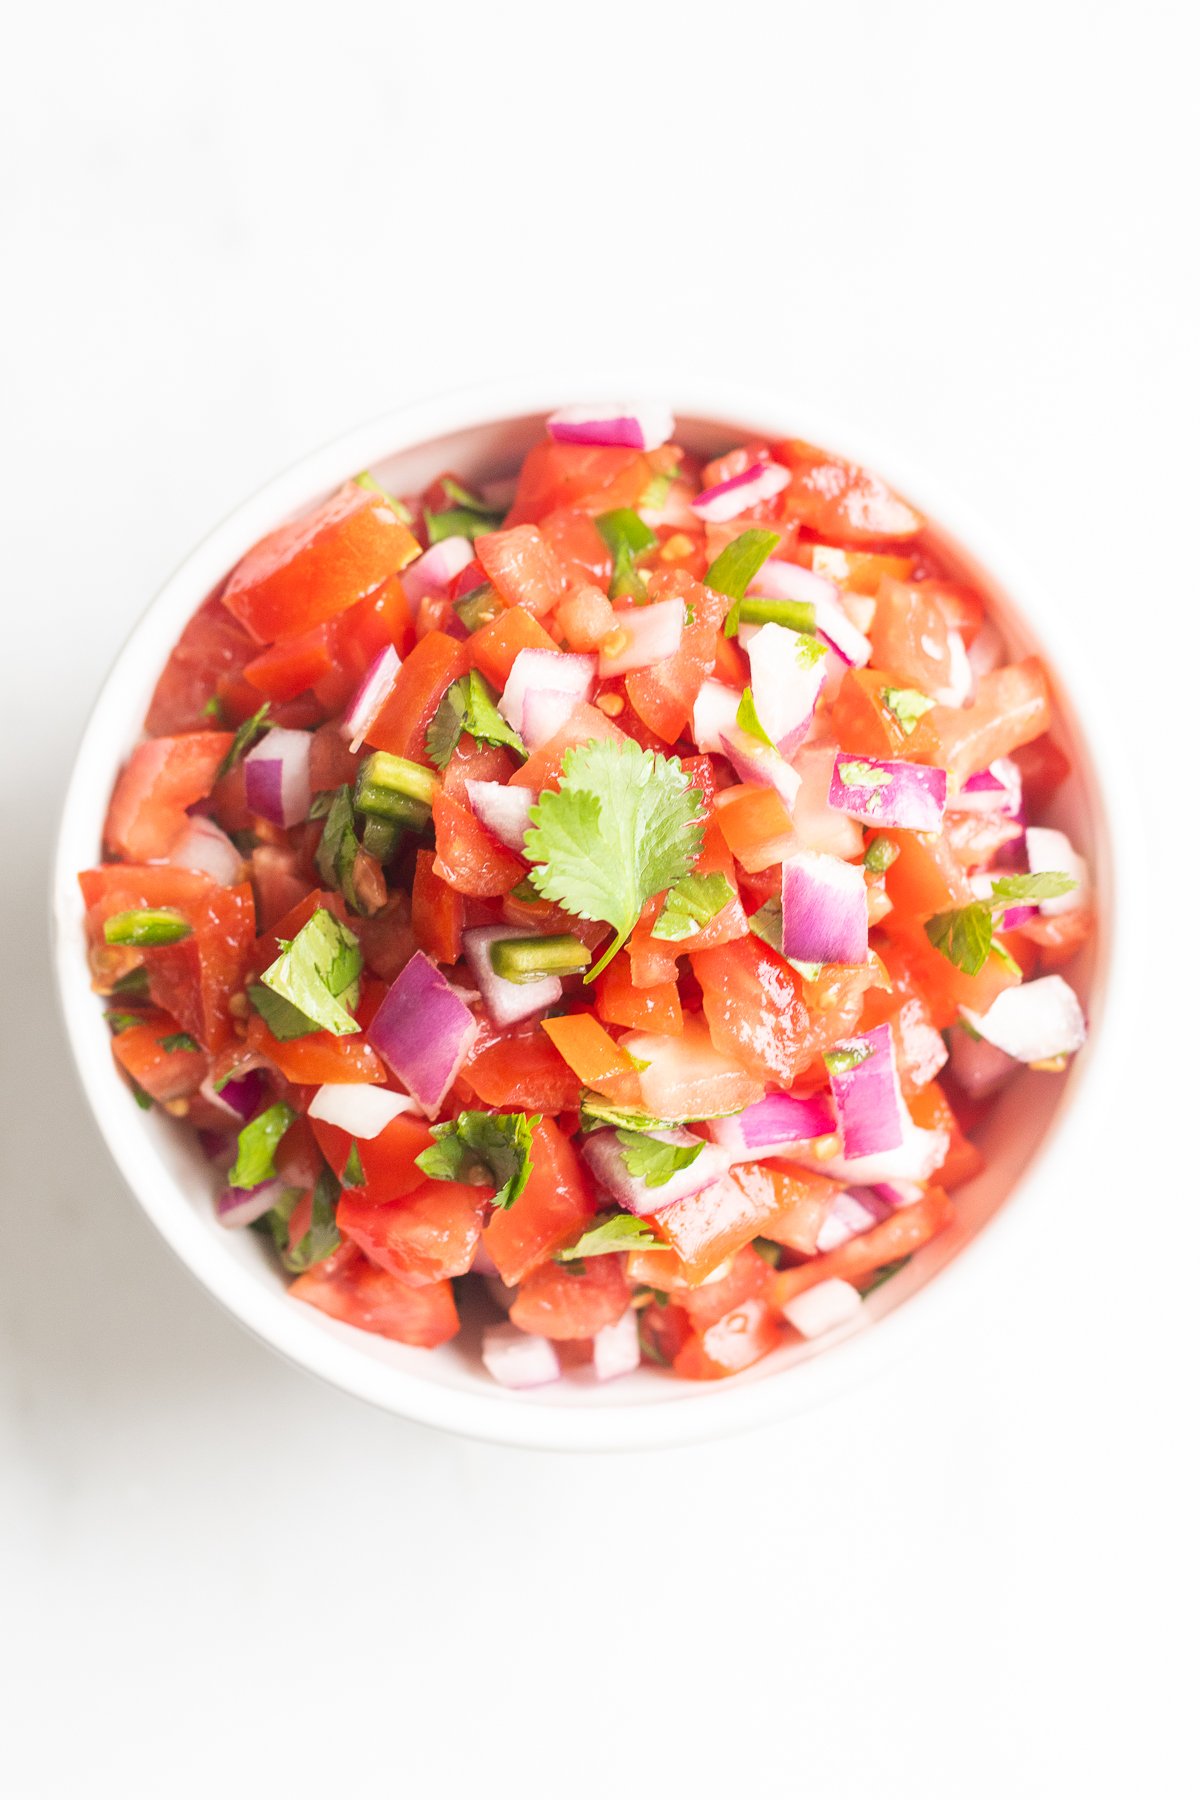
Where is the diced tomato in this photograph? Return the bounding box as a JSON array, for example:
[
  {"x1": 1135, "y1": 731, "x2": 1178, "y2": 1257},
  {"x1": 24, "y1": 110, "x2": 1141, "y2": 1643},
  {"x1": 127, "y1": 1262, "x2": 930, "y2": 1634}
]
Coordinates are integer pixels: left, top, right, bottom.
[
  {"x1": 291, "y1": 1248, "x2": 459, "y2": 1348},
  {"x1": 831, "y1": 667, "x2": 922, "y2": 759},
  {"x1": 337, "y1": 1178, "x2": 484, "y2": 1285},
  {"x1": 791, "y1": 959, "x2": 884, "y2": 1077},
  {"x1": 921, "y1": 578, "x2": 985, "y2": 645},
  {"x1": 222, "y1": 480, "x2": 420, "y2": 644},
  {"x1": 144, "y1": 596, "x2": 258, "y2": 735},
  {"x1": 907, "y1": 1082, "x2": 984, "y2": 1188},
  {"x1": 691, "y1": 935, "x2": 810, "y2": 1087},
  {"x1": 245, "y1": 1011, "x2": 386, "y2": 1084},
  {"x1": 507, "y1": 700, "x2": 628, "y2": 792},
  {"x1": 310, "y1": 1111, "x2": 433, "y2": 1204},
  {"x1": 638, "y1": 1300, "x2": 693, "y2": 1365},
  {"x1": 754, "y1": 1166, "x2": 842, "y2": 1255},
  {"x1": 909, "y1": 658, "x2": 1051, "y2": 779},
  {"x1": 672, "y1": 1245, "x2": 768, "y2": 1326},
  {"x1": 859, "y1": 971, "x2": 948, "y2": 1094},
  {"x1": 540, "y1": 1014, "x2": 643, "y2": 1102},
  {"x1": 467, "y1": 607, "x2": 559, "y2": 690},
  {"x1": 712, "y1": 784, "x2": 799, "y2": 875},
  {"x1": 776, "y1": 440, "x2": 921, "y2": 544},
  {"x1": 474, "y1": 525, "x2": 567, "y2": 617},
  {"x1": 1017, "y1": 907, "x2": 1095, "y2": 969},
  {"x1": 673, "y1": 1296, "x2": 781, "y2": 1380},
  {"x1": 364, "y1": 630, "x2": 466, "y2": 763},
  {"x1": 243, "y1": 626, "x2": 335, "y2": 703},
  {"x1": 1011, "y1": 734, "x2": 1072, "y2": 806},
  {"x1": 509, "y1": 1255, "x2": 630, "y2": 1340},
  {"x1": 507, "y1": 441, "x2": 656, "y2": 523},
  {"x1": 110, "y1": 1010, "x2": 208, "y2": 1103},
  {"x1": 595, "y1": 954, "x2": 683, "y2": 1036},
  {"x1": 884, "y1": 829, "x2": 975, "y2": 920},
  {"x1": 539, "y1": 508, "x2": 612, "y2": 587},
  {"x1": 555, "y1": 583, "x2": 616, "y2": 652},
  {"x1": 411, "y1": 848, "x2": 464, "y2": 963},
  {"x1": 432, "y1": 792, "x2": 526, "y2": 897},
  {"x1": 620, "y1": 1013, "x2": 765, "y2": 1119},
  {"x1": 868, "y1": 577, "x2": 954, "y2": 693},
  {"x1": 882, "y1": 925, "x2": 1020, "y2": 1031},
  {"x1": 104, "y1": 731, "x2": 233, "y2": 861},
  {"x1": 460, "y1": 1020, "x2": 581, "y2": 1113},
  {"x1": 773, "y1": 1187, "x2": 954, "y2": 1307},
  {"x1": 810, "y1": 546, "x2": 916, "y2": 595},
  {"x1": 481, "y1": 1118, "x2": 596, "y2": 1285},
  {"x1": 650, "y1": 1177, "x2": 781, "y2": 1285},
  {"x1": 625, "y1": 570, "x2": 727, "y2": 743},
  {"x1": 627, "y1": 794, "x2": 748, "y2": 985}
]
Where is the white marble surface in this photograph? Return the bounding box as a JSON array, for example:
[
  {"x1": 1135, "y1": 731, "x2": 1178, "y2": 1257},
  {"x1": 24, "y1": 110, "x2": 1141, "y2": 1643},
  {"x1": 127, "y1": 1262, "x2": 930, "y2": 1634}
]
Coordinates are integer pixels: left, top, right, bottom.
[{"x1": 2, "y1": 3, "x2": 1197, "y2": 1795}]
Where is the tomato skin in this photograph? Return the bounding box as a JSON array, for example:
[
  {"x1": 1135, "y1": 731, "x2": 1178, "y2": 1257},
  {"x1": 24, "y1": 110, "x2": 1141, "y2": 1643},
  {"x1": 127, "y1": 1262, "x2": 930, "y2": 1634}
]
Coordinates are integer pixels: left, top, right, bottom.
[
  {"x1": 291, "y1": 1248, "x2": 459, "y2": 1348},
  {"x1": 509, "y1": 1255, "x2": 630, "y2": 1340},
  {"x1": 625, "y1": 571, "x2": 728, "y2": 743},
  {"x1": 222, "y1": 480, "x2": 420, "y2": 644},
  {"x1": 110, "y1": 1010, "x2": 208, "y2": 1103},
  {"x1": 712, "y1": 785, "x2": 798, "y2": 876},
  {"x1": 337, "y1": 1178, "x2": 484, "y2": 1285},
  {"x1": 432, "y1": 791, "x2": 527, "y2": 898},
  {"x1": 481, "y1": 1118, "x2": 596, "y2": 1286},
  {"x1": 144, "y1": 596, "x2": 258, "y2": 735},
  {"x1": 885, "y1": 830, "x2": 975, "y2": 920},
  {"x1": 539, "y1": 508, "x2": 612, "y2": 587},
  {"x1": 104, "y1": 731, "x2": 233, "y2": 861},
  {"x1": 467, "y1": 607, "x2": 559, "y2": 690},
  {"x1": 243, "y1": 627, "x2": 335, "y2": 703},
  {"x1": 623, "y1": 1013, "x2": 765, "y2": 1120},
  {"x1": 411, "y1": 848, "x2": 464, "y2": 964},
  {"x1": 366, "y1": 630, "x2": 470, "y2": 762},
  {"x1": 773, "y1": 1188, "x2": 954, "y2": 1307},
  {"x1": 595, "y1": 954, "x2": 683, "y2": 1036},
  {"x1": 461, "y1": 1021, "x2": 581, "y2": 1114},
  {"x1": 775, "y1": 440, "x2": 921, "y2": 544},
  {"x1": 673, "y1": 1296, "x2": 781, "y2": 1380},
  {"x1": 691, "y1": 936, "x2": 810, "y2": 1087},
  {"x1": 475, "y1": 525, "x2": 567, "y2": 617}
]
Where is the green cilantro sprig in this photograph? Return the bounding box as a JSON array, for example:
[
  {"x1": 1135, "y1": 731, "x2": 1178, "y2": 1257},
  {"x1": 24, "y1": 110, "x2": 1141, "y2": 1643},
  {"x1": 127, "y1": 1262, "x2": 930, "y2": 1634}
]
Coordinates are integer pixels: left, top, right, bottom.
[
  {"x1": 880, "y1": 686, "x2": 934, "y2": 735},
  {"x1": 524, "y1": 740, "x2": 706, "y2": 979},
  {"x1": 425, "y1": 669, "x2": 526, "y2": 770},
  {"x1": 415, "y1": 1110, "x2": 539, "y2": 1210},
  {"x1": 217, "y1": 702, "x2": 271, "y2": 779},
  {"x1": 256, "y1": 908, "x2": 363, "y2": 1037},
  {"x1": 615, "y1": 1129, "x2": 703, "y2": 1189},
  {"x1": 925, "y1": 871, "x2": 1078, "y2": 976},
  {"x1": 228, "y1": 1101, "x2": 297, "y2": 1190},
  {"x1": 263, "y1": 1168, "x2": 342, "y2": 1272},
  {"x1": 556, "y1": 1213, "x2": 670, "y2": 1262}
]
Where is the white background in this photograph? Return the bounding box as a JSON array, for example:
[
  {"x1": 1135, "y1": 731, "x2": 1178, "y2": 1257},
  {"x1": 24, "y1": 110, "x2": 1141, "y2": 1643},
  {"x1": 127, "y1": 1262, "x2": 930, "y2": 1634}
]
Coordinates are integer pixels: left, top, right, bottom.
[{"x1": 3, "y1": 3, "x2": 1198, "y2": 1796}]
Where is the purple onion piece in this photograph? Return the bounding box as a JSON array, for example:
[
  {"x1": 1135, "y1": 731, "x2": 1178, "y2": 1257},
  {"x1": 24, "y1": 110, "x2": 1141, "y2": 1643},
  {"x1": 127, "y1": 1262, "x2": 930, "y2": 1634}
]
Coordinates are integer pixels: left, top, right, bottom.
[
  {"x1": 827, "y1": 1022, "x2": 905, "y2": 1160},
  {"x1": 781, "y1": 851, "x2": 868, "y2": 965},
  {"x1": 827, "y1": 754, "x2": 947, "y2": 832},
  {"x1": 367, "y1": 951, "x2": 479, "y2": 1116}
]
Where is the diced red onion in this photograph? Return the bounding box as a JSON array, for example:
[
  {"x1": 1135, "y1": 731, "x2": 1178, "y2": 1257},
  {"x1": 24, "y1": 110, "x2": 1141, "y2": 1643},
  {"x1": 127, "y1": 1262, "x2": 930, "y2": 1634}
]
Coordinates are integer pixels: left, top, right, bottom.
[
  {"x1": 719, "y1": 728, "x2": 802, "y2": 809},
  {"x1": 463, "y1": 925, "x2": 563, "y2": 1028},
  {"x1": 485, "y1": 1275, "x2": 516, "y2": 1312},
  {"x1": 785, "y1": 1113, "x2": 950, "y2": 1186},
  {"x1": 946, "y1": 757, "x2": 1023, "y2": 817},
  {"x1": 546, "y1": 402, "x2": 674, "y2": 453},
  {"x1": 1025, "y1": 826, "x2": 1089, "y2": 917},
  {"x1": 749, "y1": 559, "x2": 871, "y2": 666},
  {"x1": 782, "y1": 1277, "x2": 864, "y2": 1338},
  {"x1": 367, "y1": 951, "x2": 479, "y2": 1116},
  {"x1": 873, "y1": 1179, "x2": 925, "y2": 1208},
  {"x1": 481, "y1": 1322, "x2": 561, "y2": 1389},
  {"x1": 691, "y1": 680, "x2": 741, "y2": 754},
  {"x1": 499, "y1": 647, "x2": 595, "y2": 734},
  {"x1": 948, "y1": 1026, "x2": 1018, "y2": 1098},
  {"x1": 218, "y1": 1177, "x2": 288, "y2": 1230},
  {"x1": 816, "y1": 1185, "x2": 895, "y2": 1252},
  {"x1": 243, "y1": 727, "x2": 312, "y2": 829},
  {"x1": 198, "y1": 1129, "x2": 236, "y2": 1170},
  {"x1": 593, "y1": 1308, "x2": 642, "y2": 1382},
  {"x1": 828, "y1": 753, "x2": 947, "y2": 831},
  {"x1": 708, "y1": 1092, "x2": 835, "y2": 1162},
  {"x1": 827, "y1": 1023, "x2": 904, "y2": 1159},
  {"x1": 962, "y1": 975, "x2": 1086, "y2": 1063},
  {"x1": 200, "y1": 1066, "x2": 265, "y2": 1123},
  {"x1": 781, "y1": 850, "x2": 868, "y2": 964},
  {"x1": 582, "y1": 1128, "x2": 732, "y2": 1216},
  {"x1": 596, "y1": 598, "x2": 686, "y2": 677},
  {"x1": 166, "y1": 815, "x2": 244, "y2": 885},
  {"x1": 307, "y1": 1082, "x2": 418, "y2": 1138},
  {"x1": 464, "y1": 780, "x2": 534, "y2": 854},
  {"x1": 746, "y1": 622, "x2": 827, "y2": 756},
  {"x1": 403, "y1": 535, "x2": 475, "y2": 605},
  {"x1": 691, "y1": 460, "x2": 791, "y2": 523},
  {"x1": 342, "y1": 643, "x2": 401, "y2": 754}
]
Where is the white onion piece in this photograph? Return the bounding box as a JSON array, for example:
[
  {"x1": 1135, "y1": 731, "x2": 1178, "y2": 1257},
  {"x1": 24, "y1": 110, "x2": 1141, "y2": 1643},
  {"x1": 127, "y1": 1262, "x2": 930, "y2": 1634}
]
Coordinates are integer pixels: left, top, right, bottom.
[
  {"x1": 218, "y1": 1178, "x2": 288, "y2": 1230},
  {"x1": 691, "y1": 460, "x2": 791, "y2": 523},
  {"x1": 243, "y1": 727, "x2": 312, "y2": 828},
  {"x1": 499, "y1": 647, "x2": 594, "y2": 733},
  {"x1": 522, "y1": 687, "x2": 581, "y2": 750},
  {"x1": 464, "y1": 780, "x2": 534, "y2": 853},
  {"x1": 782, "y1": 1278, "x2": 864, "y2": 1339},
  {"x1": 691, "y1": 679, "x2": 741, "y2": 754},
  {"x1": 948, "y1": 1026, "x2": 1019, "y2": 1098},
  {"x1": 547, "y1": 402, "x2": 674, "y2": 452},
  {"x1": 342, "y1": 643, "x2": 401, "y2": 753},
  {"x1": 593, "y1": 1308, "x2": 641, "y2": 1382},
  {"x1": 582, "y1": 1128, "x2": 731, "y2": 1216},
  {"x1": 747, "y1": 622, "x2": 827, "y2": 756},
  {"x1": 403, "y1": 535, "x2": 474, "y2": 605},
  {"x1": 307, "y1": 1083, "x2": 418, "y2": 1138},
  {"x1": 596, "y1": 598, "x2": 685, "y2": 677},
  {"x1": 750, "y1": 560, "x2": 872, "y2": 666},
  {"x1": 719, "y1": 728, "x2": 802, "y2": 808},
  {"x1": 482, "y1": 1323, "x2": 561, "y2": 1389},
  {"x1": 1025, "y1": 826, "x2": 1090, "y2": 916},
  {"x1": 167, "y1": 816, "x2": 243, "y2": 885},
  {"x1": 463, "y1": 925, "x2": 563, "y2": 1029},
  {"x1": 962, "y1": 976, "x2": 1086, "y2": 1063}
]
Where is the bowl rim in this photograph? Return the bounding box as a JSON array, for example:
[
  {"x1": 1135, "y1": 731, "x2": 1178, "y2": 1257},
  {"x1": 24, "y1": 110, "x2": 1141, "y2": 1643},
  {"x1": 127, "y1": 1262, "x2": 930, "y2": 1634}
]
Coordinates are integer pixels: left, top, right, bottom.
[{"x1": 50, "y1": 374, "x2": 1132, "y2": 1451}]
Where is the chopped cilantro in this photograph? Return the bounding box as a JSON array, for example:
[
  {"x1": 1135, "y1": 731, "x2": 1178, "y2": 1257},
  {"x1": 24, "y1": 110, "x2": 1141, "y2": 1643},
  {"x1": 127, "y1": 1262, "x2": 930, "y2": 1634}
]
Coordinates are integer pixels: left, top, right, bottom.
[
  {"x1": 216, "y1": 702, "x2": 270, "y2": 780},
  {"x1": 314, "y1": 785, "x2": 362, "y2": 909},
  {"x1": 441, "y1": 476, "x2": 497, "y2": 514},
  {"x1": 864, "y1": 835, "x2": 900, "y2": 873},
  {"x1": 596, "y1": 508, "x2": 658, "y2": 602},
  {"x1": 158, "y1": 1032, "x2": 200, "y2": 1054},
  {"x1": 110, "y1": 966, "x2": 150, "y2": 998},
  {"x1": 266, "y1": 1168, "x2": 342, "y2": 1273},
  {"x1": 258, "y1": 908, "x2": 363, "y2": 1037},
  {"x1": 453, "y1": 583, "x2": 503, "y2": 632},
  {"x1": 752, "y1": 1238, "x2": 783, "y2": 1267},
  {"x1": 578, "y1": 1093, "x2": 731, "y2": 1133},
  {"x1": 130, "y1": 1081, "x2": 153, "y2": 1110},
  {"x1": 228, "y1": 1101, "x2": 297, "y2": 1190},
  {"x1": 202, "y1": 694, "x2": 225, "y2": 722},
  {"x1": 308, "y1": 790, "x2": 338, "y2": 820},
  {"x1": 880, "y1": 686, "x2": 934, "y2": 735},
  {"x1": 425, "y1": 669, "x2": 526, "y2": 770},
  {"x1": 837, "y1": 759, "x2": 894, "y2": 790},
  {"x1": 104, "y1": 1011, "x2": 145, "y2": 1034},
  {"x1": 925, "y1": 871, "x2": 1077, "y2": 975},
  {"x1": 707, "y1": 529, "x2": 781, "y2": 618},
  {"x1": 342, "y1": 1142, "x2": 365, "y2": 1187},
  {"x1": 415, "y1": 1110, "x2": 539, "y2": 1210},
  {"x1": 556, "y1": 1212, "x2": 670, "y2": 1261},
  {"x1": 615, "y1": 1129, "x2": 703, "y2": 1189},
  {"x1": 524, "y1": 739, "x2": 705, "y2": 979},
  {"x1": 247, "y1": 984, "x2": 320, "y2": 1041},
  {"x1": 858, "y1": 1256, "x2": 911, "y2": 1297},
  {"x1": 638, "y1": 465, "x2": 679, "y2": 511},
  {"x1": 651, "y1": 871, "x2": 735, "y2": 942},
  {"x1": 989, "y1": 871, "x2": 1078, "y2": 906},
  {"x1": 353, "y1": 470, "x2": 414, "y2": 525}
]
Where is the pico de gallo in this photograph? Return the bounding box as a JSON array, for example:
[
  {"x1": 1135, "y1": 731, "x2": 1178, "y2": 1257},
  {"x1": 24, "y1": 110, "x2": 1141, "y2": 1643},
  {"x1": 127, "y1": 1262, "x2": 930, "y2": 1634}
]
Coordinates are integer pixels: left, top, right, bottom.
[{"x1": 80, "y1": 403, "x2": 1094, "y2": 1390}]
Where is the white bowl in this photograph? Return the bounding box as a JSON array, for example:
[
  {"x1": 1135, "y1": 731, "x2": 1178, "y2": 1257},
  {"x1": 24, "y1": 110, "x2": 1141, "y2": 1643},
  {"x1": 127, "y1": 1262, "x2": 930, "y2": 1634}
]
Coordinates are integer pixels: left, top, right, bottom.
[{"x1": 51, "y1": 379, "x2": 1122, "y2": 1451}]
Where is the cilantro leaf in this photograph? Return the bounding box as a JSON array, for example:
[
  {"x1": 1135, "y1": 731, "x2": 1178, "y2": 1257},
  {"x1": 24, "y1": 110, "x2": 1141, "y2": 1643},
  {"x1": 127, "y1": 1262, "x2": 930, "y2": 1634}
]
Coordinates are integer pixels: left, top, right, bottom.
[
  {"x1": 158, "y1": 1032, "x2": 200, "y2": 1054},
  {"x1": 425, "y1": 669, "x2": 526, "y2": 770},
  {"x1": 924, "y1": 901, "x2": 996, "y2": 977},
  {"x1": 736, "y1": 685, "x2": 772, "y2": 745},
  {"x1": 217, "y1": 702, "x2": 271, "y2": 779},
  {"x1": 578, "y1": 1093, "x2": 736, "y2": 1133},
  {"x1": 314, "y1": 785, "x2": 362, "y2": 911},
  {"x1": 615, "y1": 1128, "x2": 704, "y2": 1189},
  {"x1": 354, "y1": 470, "x2": 414, "y2": 525},
  {"x1": 524, "y1": 739, "x2": 705, "y2": 979},
  {"x1": 857, "y1": 1255, "x2": 911, "y2": 1297},
  {"x1": 415, "y1": 1110, "x2": 539, "y2": 1210},
  {"x1": 104, "y1": 1011, "x2": 145, "y2": 1034},
  {"x1": 258, "y1": 908, "x2": 363, "y2": 1037},
  {"x1": 343, "y1": 1142, "x2": 365, "y2": 1187},
  {"x1": 441, "y1": 477, "x2": 497, "y2": 514},
  {"x1": 264, "y1": 1168, "x2": 342, "y2": 1273},
  {"x1": 988, "y1": 871, "x2": 1078, "y2": 906},
  {"x1": 556, "y1": 1213, "x2": 670, "y2": 1261},
  {"x1": 247, "y1": 984, "x2": 320, "y2": 1040},
  {"x1": 837, "y1": 759, "x2": 894, "y2": 790},
  {"x1": 228, "y1": 1101, "x2": 297, "y2": 1190},
  {"x1": 880, "y1": 686, "x2": 934, "y2": 735},
  {"x1": 651, "y1": 871, "x2": 735, "y2": 942},
  {"x1": 596, "y1": 508, "x2": 658, "y2": 602},
  {"x1": 708, "y1": 529, "x2": 781, "y2": 622},
  {"x1": 202, "y1": 694, "x2": 225, "y2": 722}
]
